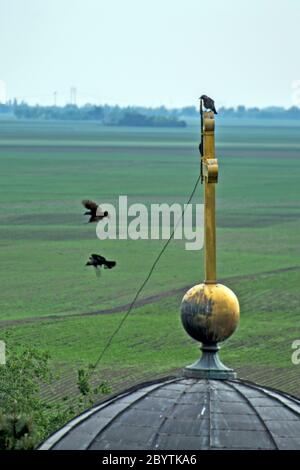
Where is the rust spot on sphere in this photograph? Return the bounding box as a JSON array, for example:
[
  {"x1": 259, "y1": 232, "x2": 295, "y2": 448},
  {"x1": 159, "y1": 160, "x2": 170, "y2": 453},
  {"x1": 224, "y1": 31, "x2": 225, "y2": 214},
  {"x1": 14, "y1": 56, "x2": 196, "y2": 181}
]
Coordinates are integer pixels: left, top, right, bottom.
[{"x1": 181, "y1": 283, "x2": 240, "y2": 344}]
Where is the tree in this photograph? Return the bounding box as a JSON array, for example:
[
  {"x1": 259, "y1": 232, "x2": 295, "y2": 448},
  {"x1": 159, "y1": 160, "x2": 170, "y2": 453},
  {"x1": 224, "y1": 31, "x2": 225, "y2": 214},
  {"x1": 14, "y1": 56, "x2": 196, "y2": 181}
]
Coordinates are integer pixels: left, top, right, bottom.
[{"x1": 0, "y1": 340, "x2": 111, "y2": 449}]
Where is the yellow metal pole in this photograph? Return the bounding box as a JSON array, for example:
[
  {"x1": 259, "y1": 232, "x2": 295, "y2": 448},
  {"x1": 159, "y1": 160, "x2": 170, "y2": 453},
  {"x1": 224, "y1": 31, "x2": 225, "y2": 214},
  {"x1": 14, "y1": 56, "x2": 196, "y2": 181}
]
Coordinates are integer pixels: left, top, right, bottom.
[
  {"x1": 204, "y1": 183, "x2": 216, "y2": 282},
  {"x1": 202, "y1": 111, "x2": 218, "y2": 284}
]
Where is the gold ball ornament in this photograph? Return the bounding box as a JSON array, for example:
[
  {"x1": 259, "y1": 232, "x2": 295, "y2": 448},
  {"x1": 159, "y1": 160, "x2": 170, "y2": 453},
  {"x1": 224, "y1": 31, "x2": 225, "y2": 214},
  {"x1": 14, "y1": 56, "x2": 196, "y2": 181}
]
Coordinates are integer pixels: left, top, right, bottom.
[{"x1": 181, "y1": 283, "x2": 240, "y2": 344}]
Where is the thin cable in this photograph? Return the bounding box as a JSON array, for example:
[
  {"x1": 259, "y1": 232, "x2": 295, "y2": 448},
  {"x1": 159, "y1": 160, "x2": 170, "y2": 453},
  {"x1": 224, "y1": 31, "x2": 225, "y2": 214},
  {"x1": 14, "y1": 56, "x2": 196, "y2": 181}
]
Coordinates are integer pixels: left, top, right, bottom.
[{"x1": 90, "y1": 174, "x2": 201, "y2": 375}]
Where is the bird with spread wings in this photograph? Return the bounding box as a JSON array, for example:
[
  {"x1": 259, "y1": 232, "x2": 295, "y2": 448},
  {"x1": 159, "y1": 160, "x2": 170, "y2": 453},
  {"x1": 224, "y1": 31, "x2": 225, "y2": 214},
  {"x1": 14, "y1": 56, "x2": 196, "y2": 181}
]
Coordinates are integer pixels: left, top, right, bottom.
[
  {"x1": 82, "y1": 200, "x2": 109, "y2": 223},
  {"x1": 86, "y1": 253, "x2": 116, "y2": 277}
]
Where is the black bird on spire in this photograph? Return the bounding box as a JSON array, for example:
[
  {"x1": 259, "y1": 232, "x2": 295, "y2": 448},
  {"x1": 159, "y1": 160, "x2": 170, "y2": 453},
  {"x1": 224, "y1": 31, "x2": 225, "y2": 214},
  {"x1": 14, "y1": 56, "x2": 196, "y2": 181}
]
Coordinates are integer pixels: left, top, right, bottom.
[
  {"x1": 82, "y1": 200, "x2": 108, "y2": 223},
  {"x1": 200, "y1": 95, "x2": 218, "y2": 114}
]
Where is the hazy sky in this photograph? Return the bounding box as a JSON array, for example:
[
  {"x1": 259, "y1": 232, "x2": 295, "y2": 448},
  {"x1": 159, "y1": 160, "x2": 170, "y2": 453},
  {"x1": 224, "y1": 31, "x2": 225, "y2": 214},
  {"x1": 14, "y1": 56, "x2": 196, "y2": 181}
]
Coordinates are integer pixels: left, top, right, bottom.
[{"x1": 1, "y1": 0, "x2": 300, "y2": 108}]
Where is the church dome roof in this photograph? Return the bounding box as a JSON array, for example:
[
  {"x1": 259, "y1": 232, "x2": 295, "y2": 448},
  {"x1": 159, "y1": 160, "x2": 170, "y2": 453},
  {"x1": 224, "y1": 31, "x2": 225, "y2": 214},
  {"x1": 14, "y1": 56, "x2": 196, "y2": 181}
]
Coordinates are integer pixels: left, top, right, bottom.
[{"x1": 40, "y1": 376, "x2": 300, "y2": 450}]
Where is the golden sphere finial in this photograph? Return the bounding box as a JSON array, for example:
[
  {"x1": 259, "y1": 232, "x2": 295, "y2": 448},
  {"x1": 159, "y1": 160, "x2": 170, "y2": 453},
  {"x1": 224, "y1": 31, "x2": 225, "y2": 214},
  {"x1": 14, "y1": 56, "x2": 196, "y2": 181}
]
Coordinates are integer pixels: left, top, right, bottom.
[
  {"x1": 181, "y1": 283, "x2": 240, "y2": 344},
  {"x1": 180, "y1": 283, "x2": 240, "y2": 379}
]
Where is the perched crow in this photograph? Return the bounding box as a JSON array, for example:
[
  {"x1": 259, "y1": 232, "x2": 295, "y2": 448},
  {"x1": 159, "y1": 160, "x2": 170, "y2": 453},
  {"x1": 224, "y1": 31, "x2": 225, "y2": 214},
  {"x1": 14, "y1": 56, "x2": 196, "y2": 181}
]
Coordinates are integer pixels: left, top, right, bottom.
[
  {"x1": 82, "y1": 200, "x2": 108, "y2": 223},
  {"x1": 200, "y1": 95, "x2": 218, "y2": 114},
  {"x1": 86, "y1": 254, "x2": 116, "y2": 272}
]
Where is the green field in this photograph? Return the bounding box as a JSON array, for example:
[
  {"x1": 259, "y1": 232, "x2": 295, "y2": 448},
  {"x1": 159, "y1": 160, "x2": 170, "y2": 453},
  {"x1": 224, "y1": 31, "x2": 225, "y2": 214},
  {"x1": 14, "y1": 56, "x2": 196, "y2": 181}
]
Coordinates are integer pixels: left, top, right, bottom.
[{"x1": 1, "y1": 118, "x2": 300, "y2": 405}]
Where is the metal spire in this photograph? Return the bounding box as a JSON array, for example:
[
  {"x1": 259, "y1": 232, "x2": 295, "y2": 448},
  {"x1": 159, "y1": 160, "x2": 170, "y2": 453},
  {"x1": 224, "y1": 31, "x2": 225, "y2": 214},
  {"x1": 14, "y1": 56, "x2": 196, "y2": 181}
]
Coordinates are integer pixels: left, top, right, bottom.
[{"x1": 180, "y1": 101, "x2": 240, "y2": 379}]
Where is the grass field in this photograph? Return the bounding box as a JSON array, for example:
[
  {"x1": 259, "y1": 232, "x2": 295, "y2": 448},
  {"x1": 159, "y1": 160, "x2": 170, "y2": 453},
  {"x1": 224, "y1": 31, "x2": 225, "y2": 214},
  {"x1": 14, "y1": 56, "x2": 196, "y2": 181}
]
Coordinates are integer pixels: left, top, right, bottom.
[{"x1": 0, "y1": 118, "x2": 300, "y2": 406}]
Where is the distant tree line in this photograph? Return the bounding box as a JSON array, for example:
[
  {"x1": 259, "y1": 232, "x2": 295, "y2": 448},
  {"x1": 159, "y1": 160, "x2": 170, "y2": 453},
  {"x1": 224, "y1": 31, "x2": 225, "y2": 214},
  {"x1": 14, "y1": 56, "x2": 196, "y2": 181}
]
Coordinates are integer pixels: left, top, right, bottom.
[
  {"x1": 115, "y1": 112, "x2": 186, "y2": 127},
  {"x1": 0, "y1": 101, "x2": 187, "y2": 127},
  {"x1": 0, "y1": 100, "x2": 300, "y2": 124},
  {"x1": 217, "y1": 105, "x2": 300, "y2": 120}
]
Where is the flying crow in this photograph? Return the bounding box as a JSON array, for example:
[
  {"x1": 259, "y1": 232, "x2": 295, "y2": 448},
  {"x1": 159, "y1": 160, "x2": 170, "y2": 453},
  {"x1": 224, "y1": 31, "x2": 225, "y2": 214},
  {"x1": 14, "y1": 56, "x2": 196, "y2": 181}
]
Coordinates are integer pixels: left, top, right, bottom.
[
  {"x1": 82, "y1": 200, "x2": 108, "y2": 223},
  {"x1": 200, "y1": 95, "x2": 218, "y2": 114},
  {"x1": 86, "y1": 254, "x2": 116, "y2": 274}
]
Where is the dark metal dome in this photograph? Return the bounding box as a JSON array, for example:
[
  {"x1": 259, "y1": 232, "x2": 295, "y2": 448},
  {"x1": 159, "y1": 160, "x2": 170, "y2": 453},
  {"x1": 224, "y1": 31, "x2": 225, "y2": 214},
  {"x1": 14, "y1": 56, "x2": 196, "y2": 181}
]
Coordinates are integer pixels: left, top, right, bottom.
[{"x1": 40, "y1": 376, "x2": 300, "y2": 450}]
